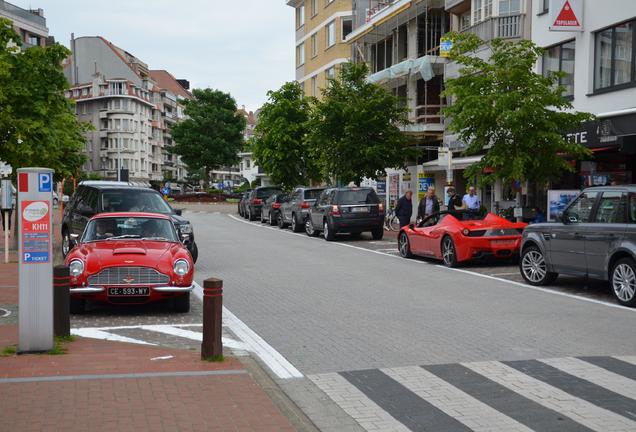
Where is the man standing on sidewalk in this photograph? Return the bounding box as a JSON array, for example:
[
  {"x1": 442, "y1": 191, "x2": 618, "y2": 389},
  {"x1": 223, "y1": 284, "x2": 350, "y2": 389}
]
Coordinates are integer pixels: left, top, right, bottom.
[
  {"x1": 394, "y1": 190, "x2": 413, "y2": 228},
  {"x1": 462, "y1": 186, "x2": 481, "y2": 211}
]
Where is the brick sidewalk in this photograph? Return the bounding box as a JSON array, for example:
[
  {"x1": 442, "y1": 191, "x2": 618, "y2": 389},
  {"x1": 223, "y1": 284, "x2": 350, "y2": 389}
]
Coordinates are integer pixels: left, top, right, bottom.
[{"x1": 0, "y1": 260, "x2": 296, "y2": 432}]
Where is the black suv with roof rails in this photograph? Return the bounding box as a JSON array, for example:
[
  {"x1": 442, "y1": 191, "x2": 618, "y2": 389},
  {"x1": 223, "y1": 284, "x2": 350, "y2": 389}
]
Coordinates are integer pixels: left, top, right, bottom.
[
  {"x1": 61, "y1": 181, "x2": 198, "y2": 262},
  {"x1": 305, "y1": 187, "x2": 385, "y2": 241}
]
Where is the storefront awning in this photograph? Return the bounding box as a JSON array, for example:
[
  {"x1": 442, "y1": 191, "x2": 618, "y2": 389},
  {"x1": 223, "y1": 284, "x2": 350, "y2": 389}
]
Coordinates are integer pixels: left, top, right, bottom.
[
  {"x1": 421, "y1": 155, "x2": 483, "y2": 172},
  {"x1": 567, "y1": 111, "x2": 636, "y2": 149}
]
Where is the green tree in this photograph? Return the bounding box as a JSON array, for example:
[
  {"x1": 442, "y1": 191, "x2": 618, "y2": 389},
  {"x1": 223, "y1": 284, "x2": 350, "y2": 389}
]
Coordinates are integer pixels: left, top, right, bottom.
[
  {"x1": 443, "y1": 33, "x2": 593, "y2": 186},
  {"x1": 308, "y1": 62, "x2": 411, "y2": 185},
  {"x1": 0, "y1": 18, "x2": 89, "y2": 179},
  {"x1": 171, "y1": 89, "x2": 246, "y2": 182},
  {"x1": 252, "y1": 82, "x2": 320, "y2": 189}
]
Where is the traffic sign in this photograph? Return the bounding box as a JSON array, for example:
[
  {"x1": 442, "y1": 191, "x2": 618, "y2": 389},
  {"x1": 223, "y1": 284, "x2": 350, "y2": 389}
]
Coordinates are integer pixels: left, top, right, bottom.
[
  {"x1": 549, "y1": 0, "x2": 583, "y2": 32},
  {"x1": 38, "y1": 172, "x2": 52, "y2": 192}
]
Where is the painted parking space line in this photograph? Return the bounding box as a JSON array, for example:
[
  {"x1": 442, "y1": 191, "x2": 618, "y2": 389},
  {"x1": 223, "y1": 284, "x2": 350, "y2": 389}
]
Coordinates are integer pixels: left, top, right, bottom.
[
  {"x1": 225, "y1": 213, "x2": 636, "y2": 313},
  {"x1": 71, "y1": 328, "x2": 156, "y2": 346}
]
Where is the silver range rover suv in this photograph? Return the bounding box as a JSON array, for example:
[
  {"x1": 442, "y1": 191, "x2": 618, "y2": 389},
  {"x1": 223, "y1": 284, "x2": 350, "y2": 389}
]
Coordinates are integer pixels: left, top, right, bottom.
[{"x1": 519, "y1": 186, "x2": 636, "y2": 307}]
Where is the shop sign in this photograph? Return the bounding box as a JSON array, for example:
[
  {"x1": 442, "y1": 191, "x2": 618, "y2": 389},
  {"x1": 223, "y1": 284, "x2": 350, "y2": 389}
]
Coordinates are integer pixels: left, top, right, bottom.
[
  {"x1": 376, "y1": 181, "x2": 386, "y2": 195},
  {"x1": 440, "y1": 37, "x2": 453, "y2": 57},
  {"x1": 418, "y1": 173, "x2": 435, "y2": 201},
  {"x1": 389, "y1": 173, "x2": 399, "y2": 206},
  {"x1": 566, "y1": 116, "x2": 629, "y2": 148},
  {"x1": 549, "y1": 0, "x2": 583, "y2": 32}
]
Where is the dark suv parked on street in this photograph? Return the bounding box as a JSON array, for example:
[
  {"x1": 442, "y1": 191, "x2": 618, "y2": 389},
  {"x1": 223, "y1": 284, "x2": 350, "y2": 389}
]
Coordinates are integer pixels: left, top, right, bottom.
[
  {"x1": 244, "y1": 186, "x2": 282, "y2": 221},
  {"x1": 61, "y1": 181, "x2": 198, "y2": 262},
  {"x1": 280, "y1": 187, "x2": 324, "y2": 232},
  {"x1": 305, "y1": 187, "x2": 385, "y2": 241},
  {"x1": 520, "y1": 186, "x2": 636, "y2": 306}
]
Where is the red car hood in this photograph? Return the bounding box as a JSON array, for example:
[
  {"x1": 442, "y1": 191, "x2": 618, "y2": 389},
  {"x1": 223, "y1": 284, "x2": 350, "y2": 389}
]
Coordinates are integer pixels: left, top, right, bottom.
[
  {"x1": 458, "y1": 213, "x2": 525, "y2": 230},
  {"x1": 78, "y1": 240, "x2": 180, "y2": 272}
]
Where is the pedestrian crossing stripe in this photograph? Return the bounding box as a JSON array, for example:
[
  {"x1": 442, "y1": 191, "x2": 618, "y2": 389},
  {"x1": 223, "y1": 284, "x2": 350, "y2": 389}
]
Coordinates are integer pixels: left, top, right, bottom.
[{"x1": 310, "y1": 356, "x2": 636, "y2": 432}]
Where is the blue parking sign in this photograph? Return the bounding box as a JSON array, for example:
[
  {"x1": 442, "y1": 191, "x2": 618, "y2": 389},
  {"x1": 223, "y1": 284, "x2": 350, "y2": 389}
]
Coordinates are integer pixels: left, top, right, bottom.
[{"x1": 38, "y1": 173, "x2": 52, "y2": 192}]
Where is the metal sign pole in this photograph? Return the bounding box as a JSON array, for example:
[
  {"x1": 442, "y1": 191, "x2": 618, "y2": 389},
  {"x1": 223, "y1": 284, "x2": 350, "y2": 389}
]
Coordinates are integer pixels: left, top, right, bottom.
[
  {"x1": 17, "y1": 167, "x2": 54, "y2": 352},
  {"x1": 3, "y1": 211, "x2": 8, "y2": 264}
]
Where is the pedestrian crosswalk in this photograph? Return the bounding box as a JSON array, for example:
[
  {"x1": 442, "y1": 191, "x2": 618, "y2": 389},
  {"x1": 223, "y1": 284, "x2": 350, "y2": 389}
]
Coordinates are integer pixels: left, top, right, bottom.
[{"x1": 310, "y1": 356, "x2": 636, "y2": 432}]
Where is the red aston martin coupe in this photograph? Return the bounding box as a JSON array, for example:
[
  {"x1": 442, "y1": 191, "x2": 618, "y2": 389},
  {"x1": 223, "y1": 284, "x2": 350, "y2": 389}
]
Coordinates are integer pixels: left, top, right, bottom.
[
  {"x1": 64, "y1": 212, "x2": 194, "y2": 313},
  {"x1": 398, "y1": 211, "x2": 527, "y2": 267}
]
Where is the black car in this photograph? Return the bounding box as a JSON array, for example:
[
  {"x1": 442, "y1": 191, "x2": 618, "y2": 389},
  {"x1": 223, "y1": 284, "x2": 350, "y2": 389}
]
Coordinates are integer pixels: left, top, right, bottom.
[
  {"x1": 305, "y1": 187, "x2": 385, "y2": 241},
  {"x1": 238, "y1": 190, "x2": 252, "y2": 218},
  {"x1": 261, "y1": 193, "x2": 290, "y2": 226},
  {"x1": 61, "y1": 181, "x2": 198, "y2": 262},
  {"x1": 245, "y1": 186, "x2": 282, "y2": 221},
  {"x1": 280, "y1": 187, "x2": 324, "y2": 232}
]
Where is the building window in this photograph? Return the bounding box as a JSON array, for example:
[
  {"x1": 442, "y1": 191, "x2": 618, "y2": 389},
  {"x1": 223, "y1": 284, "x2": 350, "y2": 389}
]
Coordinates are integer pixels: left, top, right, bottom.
[
  {"x1": 484, "y1": 0, "x2": 493, "y2": 19},
  {"x1": 27, "y1": 34, "x2": 39, "y2": 46},
  {"x1": 311, "y1": 0, "x2": 317, "y2": 16},
  {"x1": 594, "y1": 21, "x2": 635, "y2": 91},
  {"x1": 297, "y1": 42, "x2": 305, "y2": 66},
  {"x1": 474, "y1": 0, "x2": 482, "y2": 23},
  {"x1": 325, "y1": 66, "x2": 336, "y2": 80},
  {"x1": 311, "y1": 33, "x2": 318, "y2": 57},
  {"x1": 542, "y1": 0, "x2": 549, "y2": 12},
  {"x1": 543, "y1": 40, "x2": 575, "y2": 99},
  {"x1": 342, "y1": 18, "x2": 353, "y2": 41},
  {"x1": 246, "y1": 159, "x2": 251, "y2": 169},
  {"x1": 326, "y1": 20, "x2": 336, "y2": 48},
  {"x1": 460, "y1": 12, "x2": 471, "y2": 30},
  {"x1": 296, "y1": 5, "x2": 305, "y2": 28},
  {"x1": 311, "y1": 76, "x2": 317, "y2": 96},
  {"x1": 325, "y1": 0, "x2": 334, "y2": 6},
  {"x1": 499, "y1": 0, "x2": 521, "y2": 15}
]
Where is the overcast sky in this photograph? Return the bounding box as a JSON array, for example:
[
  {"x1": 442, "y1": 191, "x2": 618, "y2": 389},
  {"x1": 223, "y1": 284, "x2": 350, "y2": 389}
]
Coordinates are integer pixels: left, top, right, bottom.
[{"x1": 12, "y1": 0, "x2": 295, "y2": 112}]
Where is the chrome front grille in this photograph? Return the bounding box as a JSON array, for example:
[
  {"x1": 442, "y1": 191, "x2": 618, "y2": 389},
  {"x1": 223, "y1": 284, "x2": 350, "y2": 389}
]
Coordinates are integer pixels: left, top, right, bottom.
[{"x1": 87, "y1": 267, "x2": 169, "y2": 286}]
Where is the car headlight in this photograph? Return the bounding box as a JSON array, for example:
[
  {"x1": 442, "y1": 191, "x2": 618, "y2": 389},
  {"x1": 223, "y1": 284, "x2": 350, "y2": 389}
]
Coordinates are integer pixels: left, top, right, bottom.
[
  {"x1": 173, "y1": 259, "x2": 189, "y2": 276},
  {"x1": 179, "y1": 223, "x2": 193, "y2": 234},
  {"x1": 69, "y1": 259, "x2": 84, "y2": 277}
]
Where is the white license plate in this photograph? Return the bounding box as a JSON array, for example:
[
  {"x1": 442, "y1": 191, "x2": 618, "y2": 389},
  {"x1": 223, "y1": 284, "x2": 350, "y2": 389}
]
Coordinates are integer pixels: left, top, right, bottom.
[
  {"x1": 352, "y1": 207, "x2": 369, "y2": 213},
  {"x1": 108, "y1": 287, "x2": 149, "y2": 296}
]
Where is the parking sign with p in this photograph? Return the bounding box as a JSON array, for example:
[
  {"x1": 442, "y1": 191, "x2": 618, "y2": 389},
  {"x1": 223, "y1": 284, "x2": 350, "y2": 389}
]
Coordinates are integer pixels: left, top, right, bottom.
[{"x1": 38, "y1": 172, "x2": 52, "y2": 192}]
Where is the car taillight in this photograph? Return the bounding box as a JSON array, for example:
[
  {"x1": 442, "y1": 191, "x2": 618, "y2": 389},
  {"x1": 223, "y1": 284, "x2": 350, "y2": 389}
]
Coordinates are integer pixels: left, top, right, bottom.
[
  {"x1": 300, "y1": 201, "x2": 311, "y2": 209},
  {"x1": 272, "y1": 203, "x2": 281, "y2": 209},
  {"x1": 330, "y1": 205, "x2": 341, "y2": 216},
  {"x1": 252, "y1": 198, "x2": 262, "y2": 205}
]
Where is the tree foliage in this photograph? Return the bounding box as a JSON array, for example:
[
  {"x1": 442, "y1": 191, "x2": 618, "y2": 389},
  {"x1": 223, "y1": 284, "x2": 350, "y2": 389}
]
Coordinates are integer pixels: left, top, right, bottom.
[
  {"x1": 171, "y1": 88, "x2": 246, "y2": 178},
  {"x1": 0, "y1": 18, "x2": 89, "y2": 179},
  {"x1": 443, "y1": 33, "x2": 593, "y2": 186},
  {"x1": 252, "y1": 82, "x2": 320, "y2": 189},
  {"x1": 308, "y1": 62, "x2": 412, "y2": 185}
]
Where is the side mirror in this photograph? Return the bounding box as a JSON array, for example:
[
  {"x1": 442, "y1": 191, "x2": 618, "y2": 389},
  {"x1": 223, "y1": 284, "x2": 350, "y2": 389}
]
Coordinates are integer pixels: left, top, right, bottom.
[
  {"x1": 174, "y1": 208, "x2": 183, "y2": 216},
  {"x1": 408, "y1": 223, "x2": 415, "y2": 230}
]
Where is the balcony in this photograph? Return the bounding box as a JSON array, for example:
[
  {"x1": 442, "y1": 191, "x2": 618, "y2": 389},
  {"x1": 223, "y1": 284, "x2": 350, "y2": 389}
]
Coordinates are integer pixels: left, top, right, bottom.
[
  {"x1": 460, "y1": 14, "x2": 525, "y2": 41},
  {"x1": 445, "y1": 0, "x2": 470, "y2": 13}
]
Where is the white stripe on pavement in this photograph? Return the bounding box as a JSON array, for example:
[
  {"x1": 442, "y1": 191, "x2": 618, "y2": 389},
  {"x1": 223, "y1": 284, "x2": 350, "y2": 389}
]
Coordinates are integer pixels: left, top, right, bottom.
[
  {"x1": 71, "y1": 328, "x2": 155, "y2": 346},
  {"x1": 615, "y1": 355, "x2": 636, "y2": 366},
  {"x1": 138, "y1": 324, "x2": 249, "y2": 351},
  {"x1": 193, "y1": 282, "x2": 303, "y2": 379},
  {"x1": 464, "y1": 361, "x2": 636, "y2": 432},
  {"x1": 382, "y1": 366, "x2": 533, "y2": 432},
  {"x1": 309, "y1": 372, "x2": 411, "y2": 432}
]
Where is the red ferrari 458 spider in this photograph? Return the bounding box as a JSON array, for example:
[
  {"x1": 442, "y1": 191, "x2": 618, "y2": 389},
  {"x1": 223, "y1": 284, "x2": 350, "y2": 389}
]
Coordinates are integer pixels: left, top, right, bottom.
[
  {"x1": 398, "y1": 211, "x2": 527, "y2": 267},
  {"x1": 64, "y1": 212, "x2": 194, "y2": 313}
]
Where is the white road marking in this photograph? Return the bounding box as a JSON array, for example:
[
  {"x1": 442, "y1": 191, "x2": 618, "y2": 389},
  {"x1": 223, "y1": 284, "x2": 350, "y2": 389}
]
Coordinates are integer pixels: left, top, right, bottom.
[
  {"x1": 489, "y1": 272, "x2": 523, "y2": 276},
  {"x1": 615, "y1": 355, "x2": 636, "y2": 366},
  {"x1": 140, "y1": 324, "x2": 248, "y2": 351},
  {"x1": 150, "y1": 355, "x2": 174, "y2": 361},
  {"x1": 71, "y1": 328, "x2": 155, "y2": 346},
  {"x1": 193, "y1": 282, "x2": 303, "y2": 379},
  {"x1": 224, "y1": 213, "x2": 636, "y2": 313}
]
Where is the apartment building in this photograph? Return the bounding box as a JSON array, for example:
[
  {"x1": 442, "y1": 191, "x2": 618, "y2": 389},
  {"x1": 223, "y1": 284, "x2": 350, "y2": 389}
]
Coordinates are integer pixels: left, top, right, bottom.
[
  {"x1": 288, "y1": 0, "x2": 353, "y2": 97},
  {"x1": 64, "y1": 36, "x2": 189, "y2": 183},
  {"x1": 0, "y1": 0, "x2": 49, "y2": 48},
  {"x1": 533, "y1": 0, "x2": 636, "y2": 189}
]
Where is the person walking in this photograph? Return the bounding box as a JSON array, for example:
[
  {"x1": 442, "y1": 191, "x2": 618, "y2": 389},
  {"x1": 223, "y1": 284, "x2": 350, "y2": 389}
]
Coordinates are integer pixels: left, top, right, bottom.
[
  {"x1": 417, "y1": 186, "x2": 440, "y2": 224},
  {"x1": 462, "y1": 186, "x2": 481, "y2": 212},
  {"x1": 394, "y1": 190, "x2": 413, "y2": 228},
  {"x1": 446, "y1": 186, "x2": 464, "y2": 212}
]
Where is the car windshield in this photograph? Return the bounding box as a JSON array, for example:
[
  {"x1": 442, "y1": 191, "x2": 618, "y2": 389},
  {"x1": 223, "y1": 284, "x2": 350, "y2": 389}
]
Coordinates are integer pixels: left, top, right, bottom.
[
  {"x1": 337, "y1": 189, "x2": 380, "y2": 204},
  {"x1": 257, "y1": 188, "x2": 282, "y2": 199},
  {"x1": 82, "y1": 217, "x2": 178, "y2": 242},
  {"x1": 304, "y1": 189, "x2": 323, "y2": 200},
  {"x1": 101, "y1": 190, "x2": 173, "y2": 214}
]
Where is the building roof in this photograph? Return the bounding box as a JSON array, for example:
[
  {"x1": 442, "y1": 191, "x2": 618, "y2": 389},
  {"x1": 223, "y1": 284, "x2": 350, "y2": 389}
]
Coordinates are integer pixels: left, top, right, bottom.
[{"x1": 149, "y1": 70, "x2": 192, "y2": 99}]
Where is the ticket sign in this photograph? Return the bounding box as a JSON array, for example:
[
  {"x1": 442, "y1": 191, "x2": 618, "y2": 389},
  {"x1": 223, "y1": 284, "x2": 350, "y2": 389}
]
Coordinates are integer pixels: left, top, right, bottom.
[{"x1": 21, "y1": 200, "x2": 50, "y2": 263}]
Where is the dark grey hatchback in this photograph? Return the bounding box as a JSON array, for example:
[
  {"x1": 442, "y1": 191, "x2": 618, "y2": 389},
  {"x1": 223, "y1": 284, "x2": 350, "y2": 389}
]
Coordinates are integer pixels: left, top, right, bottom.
[{"x1": 520, "y1": 186, "x2": 636, "y2": 306}]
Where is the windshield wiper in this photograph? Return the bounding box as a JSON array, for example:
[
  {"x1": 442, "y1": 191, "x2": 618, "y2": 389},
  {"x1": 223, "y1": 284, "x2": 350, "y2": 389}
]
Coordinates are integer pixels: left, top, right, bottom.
[
  {"x1": 106, "y1": 235, "x2": 142, "y2": 240},
  {"x1": 140, "y1": 236, "x2": 170, "y2": 241}
]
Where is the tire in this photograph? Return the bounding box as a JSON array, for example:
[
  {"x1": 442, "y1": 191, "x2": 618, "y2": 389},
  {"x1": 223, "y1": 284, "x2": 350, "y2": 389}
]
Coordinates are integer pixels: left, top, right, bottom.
[
  {"x1": 441, "y1": 236, "x2": 458, "y2": 267},
  {"x1": 324, "y1": 221, "x2": 336, "y2": 241},
  {"x1": 520, "y1": 245, "x2": 558, "y2": 286},
  {"x1": 174, "y1": 292, "x2": 190, "y2": 313},
  {"x1": 269, "y1": 211, "x2": 277, "y2": 226},
  {"x1": 371, "y1": 227, "x2": 384, "y2": 240},
  {"x1": 248, "y1": 209, "x2": 255, "y2": 221},
  {"x1": 277, "y1": 213, "x2": 286, "y2": 229},
  {"x1": 305, "y1": 218, "x2": 318, "y2": 237},
  {"x1": 610, "y1": 257, "x2": 636, "y2": 307},
  {"x1": 291, "y1": 214, "x2": 302, "y2": 232},
  {"x1": 398, "y1": 232, "x2": 413, "y2": 258},
  {"x1": 69, "y1": 296, "x2": 86, "y2": 314},
  {"x1": 188, "y1": 241, "x2": 199, "y2": 264},
  {"x1": 62, "y1": 229, "x2": 71, "y2": 257}
]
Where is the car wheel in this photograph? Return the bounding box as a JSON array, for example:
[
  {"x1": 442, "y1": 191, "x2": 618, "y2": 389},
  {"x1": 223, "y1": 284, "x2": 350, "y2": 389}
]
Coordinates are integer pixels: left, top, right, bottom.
[
  {"x1": 324, "y1": 221, "x2": 336, "y2": 241},
  {"x1": 305, "y1": 219, "x2": 318, "y2": 237},
  {"x1": 371, "y1": 227, "x2": 384, "y2": 240},
  {"x1": 174, "y1": 292, "x2": 190, "y2": 313},
  {"x1": 277, "y1": 213, "x2": 286, "y2": 229},
  {"x1": 398, "y1": 232, "x2": 413, "y2": 258},
  {"x1": 69, "y1": 297, "x2": 86, "y2": 314},
  {"x1": 291, "y1": 214, "x2": 302, "y2": 232},
  {"x1": 248, "y1": 209, "x2": 255, "y2": 221},
  {"x1": 189, "y1": 241, "x2": 199, "y2": 264},
  {"x1": 441, "y1": 236, "x2": 458, "y2": 267},
  {"x1": 62, "y1": 230, "x2": 71, "y2": 257},
  {"x1": 611, "y1": 258, "x2": 636, "y2": 307},
  {"x1": 520, "y1": 245, "x2": 557, "y2": 286},
  {"x1": 269, "y1": 211, "x2": 277, "y2": 226}
]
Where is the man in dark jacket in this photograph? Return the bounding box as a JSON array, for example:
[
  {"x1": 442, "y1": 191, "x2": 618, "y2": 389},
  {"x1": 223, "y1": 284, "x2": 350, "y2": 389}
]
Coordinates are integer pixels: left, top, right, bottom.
[
  {"x1": 417, "y1": 186, "x2": 440, "y2": 226},
  {"x1": 394, "y1": 190, "x2": 413, "y2": 228}
]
